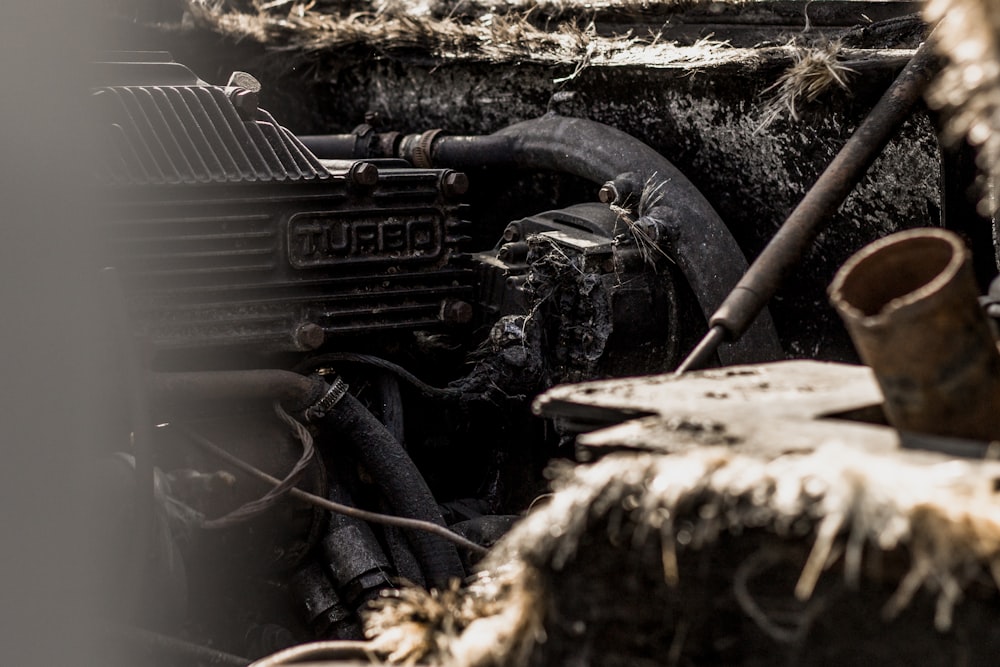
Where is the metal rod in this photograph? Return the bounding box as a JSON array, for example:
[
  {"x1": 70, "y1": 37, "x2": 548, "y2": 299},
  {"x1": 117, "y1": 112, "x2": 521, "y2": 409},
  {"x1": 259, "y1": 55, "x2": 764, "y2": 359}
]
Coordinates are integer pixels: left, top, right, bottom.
[
  {"x1": 676, "y1": 34, "x2": 940, "y2": 373},
  {"x1": 673, "y1": 325, "x2": 726, "y2": 376}
]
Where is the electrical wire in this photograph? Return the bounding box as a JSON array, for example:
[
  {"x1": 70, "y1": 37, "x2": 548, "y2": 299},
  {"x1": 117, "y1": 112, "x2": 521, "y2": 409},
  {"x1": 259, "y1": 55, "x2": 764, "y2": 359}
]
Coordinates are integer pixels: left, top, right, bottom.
[
  {"x1": 175, "y1": 424, "x2": 489, "y2": 556},
  {"x1": 197, "y1": 402, "x2": 316, "y2": 530},
  {"x1": 297, "y1": 353, "x2": 464, "y2": 400}
]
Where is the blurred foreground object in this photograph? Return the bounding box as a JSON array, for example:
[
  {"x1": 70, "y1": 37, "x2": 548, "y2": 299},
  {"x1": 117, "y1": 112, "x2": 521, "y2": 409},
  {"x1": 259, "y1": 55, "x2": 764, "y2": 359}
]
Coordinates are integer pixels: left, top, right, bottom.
[{"x1": 830, "y1": 228, "x2": 1000, "y2": 441}]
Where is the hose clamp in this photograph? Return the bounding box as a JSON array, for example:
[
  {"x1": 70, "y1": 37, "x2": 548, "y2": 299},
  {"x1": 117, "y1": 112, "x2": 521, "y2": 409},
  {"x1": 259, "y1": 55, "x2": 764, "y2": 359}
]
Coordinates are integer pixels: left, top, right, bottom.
[
  {"x1": 303, "y1": 375, "x2": 349, "y2": 422},
  {"x1": 411, "y1": 128, "x2": 444, "y2": 168}
]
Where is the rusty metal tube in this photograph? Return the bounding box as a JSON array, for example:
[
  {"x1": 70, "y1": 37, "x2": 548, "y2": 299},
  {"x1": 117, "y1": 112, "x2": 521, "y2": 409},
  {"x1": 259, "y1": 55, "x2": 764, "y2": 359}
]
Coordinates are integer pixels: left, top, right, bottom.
[
  {"x1": 829, "y1": 228, "x2": 1000, "y2": 441},
  {"x1": 675, "y1": 35, "x2": 940, "y2": 374}
]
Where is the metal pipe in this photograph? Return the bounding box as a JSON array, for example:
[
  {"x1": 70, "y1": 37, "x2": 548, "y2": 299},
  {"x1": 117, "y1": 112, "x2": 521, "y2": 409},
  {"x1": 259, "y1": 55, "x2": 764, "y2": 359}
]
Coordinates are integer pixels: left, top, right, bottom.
[
  {"x1": 676, "y1": 35, "x2": 940, "y2": 374},
  {"x1": 829, "y1": 228, "x2": 1000, "y2": 441}
]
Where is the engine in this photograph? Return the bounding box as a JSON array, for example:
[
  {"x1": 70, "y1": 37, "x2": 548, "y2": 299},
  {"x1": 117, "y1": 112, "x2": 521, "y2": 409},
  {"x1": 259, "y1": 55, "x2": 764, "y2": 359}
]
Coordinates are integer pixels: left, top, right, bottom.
[
  {"x1": 96, "y1": 53, "x2": 472, "y2": 354},
  {"x1": 93, "y1": 52, "x2": 758, "y2": 663}
]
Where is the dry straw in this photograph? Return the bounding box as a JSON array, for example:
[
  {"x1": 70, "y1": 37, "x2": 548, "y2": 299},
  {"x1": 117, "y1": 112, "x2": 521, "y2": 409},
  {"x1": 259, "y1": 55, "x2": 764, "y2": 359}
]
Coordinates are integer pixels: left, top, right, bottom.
[
  {"x1": 924, "y1": 0, "x2": 1000, "y2": 215},
  {"x1": 364, "y1": 443, "x2": 1000, "y2": 664}
]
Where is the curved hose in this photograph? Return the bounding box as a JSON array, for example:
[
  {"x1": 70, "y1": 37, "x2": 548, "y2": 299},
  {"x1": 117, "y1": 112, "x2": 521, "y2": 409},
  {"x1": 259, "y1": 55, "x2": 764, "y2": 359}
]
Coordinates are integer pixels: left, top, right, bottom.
[
  {"x1": 485, "y1": 116, "x2": 782, "y2": 365},
  {"x1": 319, "y1": 393, "x2": 465, "y2": 587}
]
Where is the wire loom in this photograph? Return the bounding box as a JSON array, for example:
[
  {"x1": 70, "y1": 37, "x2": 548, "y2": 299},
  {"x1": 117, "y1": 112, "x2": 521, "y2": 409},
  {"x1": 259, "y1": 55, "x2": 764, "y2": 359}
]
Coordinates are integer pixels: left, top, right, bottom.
[{"x1": 188, "y1": 401, "x2": 318, "y2": 530}]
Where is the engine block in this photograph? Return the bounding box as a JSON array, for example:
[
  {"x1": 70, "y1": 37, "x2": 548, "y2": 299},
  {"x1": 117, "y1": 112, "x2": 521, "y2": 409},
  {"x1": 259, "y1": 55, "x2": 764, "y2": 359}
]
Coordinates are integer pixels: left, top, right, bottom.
[{"x1": 96, "y1": 53, "x2": 472, "y2": 353}]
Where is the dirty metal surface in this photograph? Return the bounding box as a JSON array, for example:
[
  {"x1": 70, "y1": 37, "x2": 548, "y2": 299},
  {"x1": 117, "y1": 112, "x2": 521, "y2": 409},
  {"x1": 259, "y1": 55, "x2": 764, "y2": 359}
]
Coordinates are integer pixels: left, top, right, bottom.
[
  {"x1": 533, "y1": 360, "x2": 933, "y2": 458},
  {"x1": 681, "y1": 37, "x2": 939, "y2": 371}
]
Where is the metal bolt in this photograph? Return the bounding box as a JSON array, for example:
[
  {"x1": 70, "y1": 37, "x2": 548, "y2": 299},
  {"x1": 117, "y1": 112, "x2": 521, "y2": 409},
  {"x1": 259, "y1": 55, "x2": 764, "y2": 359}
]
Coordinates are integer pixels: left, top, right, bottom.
[
  {"x1": 294, "y1": 323, "x2": 325, "y2": 351},
  {"x1": 502, "y1": 224, "x2": 521, "y2": 243},
  {"x1": 228, "y1": 88, "x2": 260, "y2": 121},
  {"x1": 440, "y1": 300, "x2": 473, "y2": 325},
  {"x1": 598, "y1": 182, "x2": 618, "y2": 204},
  {"x1": 226, "y1": 71, "x2": 262, "y2": 92},
  {"x1": 442, "y1": 171, "x2": 469, "y2": 198},
  {"x1": 363, "y1": 110, "x2": 382, "y2": 128},
  {"x1": 348, "y1": 162, "x2": 379, "y2": 187},
  {"x1": 498, "y1": 241, "x2": 528, "y2": 263}
]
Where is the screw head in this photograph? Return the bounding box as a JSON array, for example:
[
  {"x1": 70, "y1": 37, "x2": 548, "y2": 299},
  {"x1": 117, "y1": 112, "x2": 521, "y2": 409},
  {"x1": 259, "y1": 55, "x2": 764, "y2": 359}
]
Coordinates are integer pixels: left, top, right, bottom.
[{"x1": 442, "y1": 171, "x2": 469, "y2": 197}]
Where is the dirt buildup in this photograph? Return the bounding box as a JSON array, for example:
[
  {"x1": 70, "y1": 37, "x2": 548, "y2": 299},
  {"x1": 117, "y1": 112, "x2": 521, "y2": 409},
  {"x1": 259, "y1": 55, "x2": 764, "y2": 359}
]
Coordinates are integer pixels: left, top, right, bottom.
[{"x1": 756, "y1": 39, "x2": 857, "y2": 132}]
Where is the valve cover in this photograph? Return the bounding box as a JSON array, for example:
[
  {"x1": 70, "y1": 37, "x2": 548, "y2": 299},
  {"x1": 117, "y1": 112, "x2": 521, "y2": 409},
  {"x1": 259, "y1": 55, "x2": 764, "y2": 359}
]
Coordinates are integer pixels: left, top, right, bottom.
[{"x1": 95, "y1": 53, "x2": 471, "y2": 353}]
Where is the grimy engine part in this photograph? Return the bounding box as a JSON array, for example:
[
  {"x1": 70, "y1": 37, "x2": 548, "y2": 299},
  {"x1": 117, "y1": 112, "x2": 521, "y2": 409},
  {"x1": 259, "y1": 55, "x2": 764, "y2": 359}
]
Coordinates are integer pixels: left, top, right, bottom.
[{"x1": 829, "y1": 227, "x2": 1000, "y2": 442}]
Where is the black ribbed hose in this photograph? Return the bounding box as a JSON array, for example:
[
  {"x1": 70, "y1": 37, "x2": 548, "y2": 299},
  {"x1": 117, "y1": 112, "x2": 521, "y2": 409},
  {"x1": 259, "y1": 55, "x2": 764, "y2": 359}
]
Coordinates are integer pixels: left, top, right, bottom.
[{"x1": 318, "y1": 393, "x2": 464, "y2": 587}]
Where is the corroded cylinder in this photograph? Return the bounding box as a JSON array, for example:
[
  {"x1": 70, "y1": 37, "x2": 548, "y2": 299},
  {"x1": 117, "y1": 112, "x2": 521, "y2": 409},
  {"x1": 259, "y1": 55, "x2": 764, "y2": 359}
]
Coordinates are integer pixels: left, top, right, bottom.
[{"x1": 829, "y1": 227, "x2": 1000, "y2": 441}]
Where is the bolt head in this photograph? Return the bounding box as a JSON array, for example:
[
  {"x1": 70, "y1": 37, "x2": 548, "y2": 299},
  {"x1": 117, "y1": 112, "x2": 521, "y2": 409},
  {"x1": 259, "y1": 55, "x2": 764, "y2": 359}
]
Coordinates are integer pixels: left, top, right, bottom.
[
  {"x1": 442, "y1": 171, "x2": 469, "y2": 197},
  {"x1": 229, "y1": 88, "x2": 260, "y2": 120},
  {"x1": 502, "y1": 225, "x2": 520, "y2": 242},
  {"x1": 349, "y1": 162, "x2": 379, "y2": 187},
  {"x1": 294, "y1": 323, "x2": 325, "y2": 350},
  {"x1": 598, "y1": 183, "x2": 618, "y2": 204}
]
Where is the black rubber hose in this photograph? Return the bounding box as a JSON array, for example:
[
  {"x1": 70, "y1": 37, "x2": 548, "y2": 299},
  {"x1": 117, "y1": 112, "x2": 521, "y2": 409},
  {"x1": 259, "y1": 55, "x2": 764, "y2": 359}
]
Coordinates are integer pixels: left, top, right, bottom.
[
  {"x1": 426, "y1": 117, "x2": 782, "y2": 364},
  {"x1": 319, "y1": 465, "x2": 394, "y2": 609},
  {"x1": 368, "y1": 372, "x2": 426, "y2": 586},
  {"x1": 318, "y1": 393, "x2": 464, "y2": 587}
]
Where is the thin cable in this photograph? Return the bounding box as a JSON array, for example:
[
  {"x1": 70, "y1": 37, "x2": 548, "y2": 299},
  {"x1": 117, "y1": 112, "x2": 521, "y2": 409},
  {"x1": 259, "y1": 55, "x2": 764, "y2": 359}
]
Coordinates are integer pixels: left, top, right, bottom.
[
  {"x1": 298, "y1": 353, "x2": 464, "y2": 400},
  {"x1": 198, "y1": 402, "x2": 316, "y2": 530},
  {"x1": 176, "y1": 424, "x2": 488, "y2": 556}
]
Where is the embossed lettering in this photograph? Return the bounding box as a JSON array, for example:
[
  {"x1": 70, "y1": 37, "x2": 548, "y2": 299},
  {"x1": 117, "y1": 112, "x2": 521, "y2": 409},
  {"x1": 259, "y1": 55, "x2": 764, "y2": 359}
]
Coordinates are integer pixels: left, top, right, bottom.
[{"x1": 288, "y1": 214, "x2": 442, "y2": 268}]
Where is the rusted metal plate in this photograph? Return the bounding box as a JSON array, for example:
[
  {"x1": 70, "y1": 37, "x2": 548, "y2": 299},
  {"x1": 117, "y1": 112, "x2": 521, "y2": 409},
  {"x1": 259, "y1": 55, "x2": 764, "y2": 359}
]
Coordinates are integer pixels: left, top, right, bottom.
[
  {"x1": 531, "y1": 360, "x2": 992, "y2": 459},
  {"x1": 536, "y1": 360, "x2": 882, "y2": 422}
]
